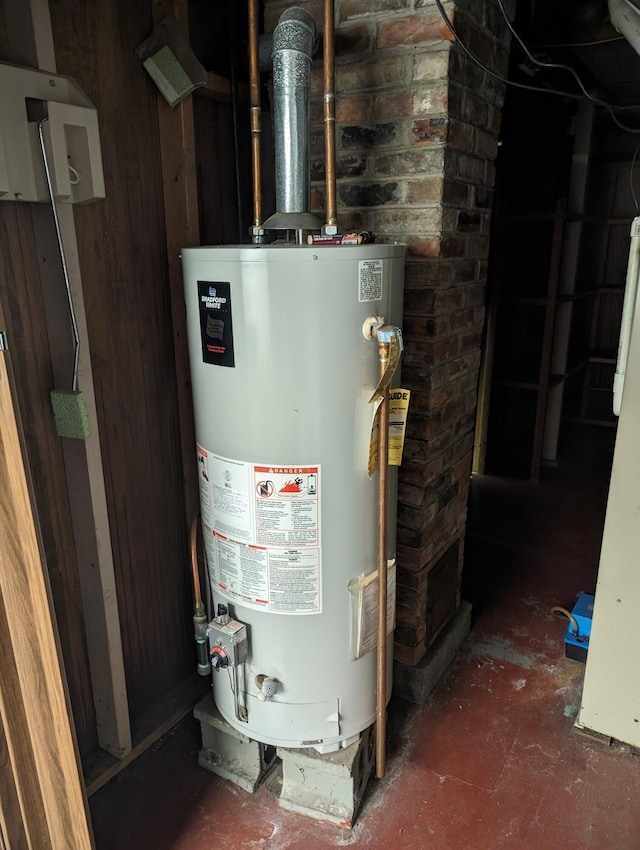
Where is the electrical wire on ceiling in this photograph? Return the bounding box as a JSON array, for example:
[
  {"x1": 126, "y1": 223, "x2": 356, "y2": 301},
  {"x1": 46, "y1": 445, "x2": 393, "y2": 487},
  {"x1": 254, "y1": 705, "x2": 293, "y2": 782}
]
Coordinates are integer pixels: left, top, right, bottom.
[
  {"x1": 496, "y1": 0, "x2": 640, "y2": 112},
  {"x1": 531, "y1": 36, "x2": 624, "y2": 49},
  {"x1": 433, "y1": 0, "x2": 640, "y2": 134}
]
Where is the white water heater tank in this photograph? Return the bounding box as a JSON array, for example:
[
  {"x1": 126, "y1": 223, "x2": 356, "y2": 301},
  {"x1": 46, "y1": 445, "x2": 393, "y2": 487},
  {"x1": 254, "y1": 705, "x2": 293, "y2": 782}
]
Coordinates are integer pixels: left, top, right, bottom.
[{"x1": 182, "y1": 243, "x2": 404, "y2": 751}]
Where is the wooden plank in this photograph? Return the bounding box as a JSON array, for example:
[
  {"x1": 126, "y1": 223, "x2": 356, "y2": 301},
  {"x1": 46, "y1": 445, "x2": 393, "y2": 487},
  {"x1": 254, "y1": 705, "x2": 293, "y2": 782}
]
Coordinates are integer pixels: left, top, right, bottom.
[
  {"x1": 530, "y1": 200, "x2": 565, "y2": 483},
  {"x1": 0, "y1": 331, "x2": 93, "y2": 849},
  {"x1": 4, "y1": 0, "x2": 132, "y2": 760},
  {"x1": 0, "y1": 709, "x2": 30, "y2": 849},
  {"x1": 30, "y1": 202, "x2": 132, "y2": 759},
  {"x1": 83, "y1": 674, "x2": 209, "y2": 797},
  {"x1": 152, "y1": 0, "x2": 201, "y2": 531}
]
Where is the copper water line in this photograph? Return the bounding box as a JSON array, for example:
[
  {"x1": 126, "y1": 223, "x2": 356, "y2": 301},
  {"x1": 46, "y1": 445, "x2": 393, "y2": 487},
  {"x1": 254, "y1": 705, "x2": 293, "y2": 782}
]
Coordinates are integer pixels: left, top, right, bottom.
[
  {"x1": 375, "y1": 340, "x2": 390, "y2": 779},
  {"x1": 190, "y1": 512, "x2": 204, "y2": 615},
  {"x1": 323, "y1": 0, "x2": 337, "y2": 227},
  {"x1": 248, "y1": 0, "x2": 262, "y2": 227}
]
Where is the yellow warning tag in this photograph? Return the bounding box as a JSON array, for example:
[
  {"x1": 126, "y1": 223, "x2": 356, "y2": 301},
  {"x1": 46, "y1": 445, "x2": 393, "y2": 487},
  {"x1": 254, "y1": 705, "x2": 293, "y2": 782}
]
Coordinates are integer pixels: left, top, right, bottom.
[{"x1": 368, "y1": 388, "x2": 411, "y2": 476}]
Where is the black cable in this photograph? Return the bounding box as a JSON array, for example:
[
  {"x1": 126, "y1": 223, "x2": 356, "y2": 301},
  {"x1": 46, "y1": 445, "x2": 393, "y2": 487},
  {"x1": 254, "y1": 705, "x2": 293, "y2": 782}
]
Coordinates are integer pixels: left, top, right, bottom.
[
  {"x1": 433, "y1": 0, "x2": 640, "y2": 135},
  {"x1": 531, "y1": 37, "x2": 624, "y2": 49},
  {"x1": 630, "y1": 144, "x2": 640, "y2": 214}
]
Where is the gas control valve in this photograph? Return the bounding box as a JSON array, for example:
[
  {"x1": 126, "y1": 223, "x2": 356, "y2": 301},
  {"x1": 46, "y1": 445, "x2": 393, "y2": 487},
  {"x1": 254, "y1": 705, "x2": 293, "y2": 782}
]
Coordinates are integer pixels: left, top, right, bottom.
[{"x1": 206, "y1": 612, "x2": 248, "y2": 670}]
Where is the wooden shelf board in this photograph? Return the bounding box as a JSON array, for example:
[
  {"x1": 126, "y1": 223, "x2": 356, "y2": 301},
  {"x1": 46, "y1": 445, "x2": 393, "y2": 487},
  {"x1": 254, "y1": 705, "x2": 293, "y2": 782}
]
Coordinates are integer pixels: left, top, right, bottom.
[
  {"x1": 589, "y1": 352, "x2": 616, "y2": 364},
  {"x1": 567, "y1": 416, "x2": 617, "y2": 428}
]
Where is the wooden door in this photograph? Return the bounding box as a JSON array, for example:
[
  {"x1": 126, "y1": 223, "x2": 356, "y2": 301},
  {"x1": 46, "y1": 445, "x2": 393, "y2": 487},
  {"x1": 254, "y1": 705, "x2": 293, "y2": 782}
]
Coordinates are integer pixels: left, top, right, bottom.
[{"x1": 0, "y1": 330, "x2": 93, "y2": 849}]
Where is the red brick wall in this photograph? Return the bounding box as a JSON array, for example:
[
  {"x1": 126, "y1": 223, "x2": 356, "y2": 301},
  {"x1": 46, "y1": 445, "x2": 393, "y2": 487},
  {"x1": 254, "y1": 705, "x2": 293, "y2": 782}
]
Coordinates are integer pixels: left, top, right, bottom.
[{"x1": 264, "y1": 0, "x2": 511, "y2": 664}]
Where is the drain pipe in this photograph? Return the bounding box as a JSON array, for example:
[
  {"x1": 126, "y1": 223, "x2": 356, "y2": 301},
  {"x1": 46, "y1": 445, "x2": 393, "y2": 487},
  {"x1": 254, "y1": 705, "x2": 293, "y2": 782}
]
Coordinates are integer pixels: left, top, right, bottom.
[
  {"x1": 248, "y1": 0, "x2": 264, "y2": 243},
  {"x1": 263, "y1": 7, "x2": 321, "y2": 235},
  {"x1": 190, "y1": 514, "x2": 210, "y2": 677},
  {"x1": 322, "y1": 0, "x2": 339, "y2": 235},
  {"x1": 609, "y1": 0, "x2": 640, "y2": 56},
  {"x1": 614, "y1": 216, "x2": 640, "y2": 415}
]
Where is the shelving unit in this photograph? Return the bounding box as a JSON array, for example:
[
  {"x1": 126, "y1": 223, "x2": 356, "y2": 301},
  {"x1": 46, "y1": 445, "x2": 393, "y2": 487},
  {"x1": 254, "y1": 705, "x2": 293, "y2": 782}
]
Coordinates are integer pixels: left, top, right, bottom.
[
  {"x1": 542, "y1": 103, "x2": 594, "y2": 463},
  {"x1": 477, "y1": 93, "x2": 634, "y2": 483},
  {"x1": 477, "y1": 89, "x2": 576, "y2": 482}
]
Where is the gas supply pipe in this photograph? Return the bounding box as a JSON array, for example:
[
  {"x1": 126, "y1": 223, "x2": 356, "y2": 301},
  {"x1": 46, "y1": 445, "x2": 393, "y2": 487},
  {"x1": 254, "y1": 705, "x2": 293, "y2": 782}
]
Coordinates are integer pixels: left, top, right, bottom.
[{"x1": 189, "y1": 513, "x2": 210, "y2": 676}]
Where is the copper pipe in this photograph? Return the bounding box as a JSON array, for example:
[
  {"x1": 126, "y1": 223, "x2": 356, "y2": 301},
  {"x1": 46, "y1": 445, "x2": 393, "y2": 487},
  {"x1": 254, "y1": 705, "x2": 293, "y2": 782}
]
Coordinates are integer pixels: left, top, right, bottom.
[
  {"x1": 375, "y1": 341, "x2": 390, "y2": 779},
  {"x1": 248, "y1": 0, "x2": 262, "y2": 227},
  {"x1": 323, "y1": 0, "x2": 337, "y2": 226},
  {"x1": 190, "y1": 512, "x2": 204, "y2": 615}
]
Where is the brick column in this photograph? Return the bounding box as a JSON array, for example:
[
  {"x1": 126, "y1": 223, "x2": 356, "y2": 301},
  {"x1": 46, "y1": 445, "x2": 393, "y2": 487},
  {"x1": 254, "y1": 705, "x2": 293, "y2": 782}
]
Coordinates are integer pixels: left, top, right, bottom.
[{"x1": 264, "y1": 0, "x2": 511, "y2": 665}]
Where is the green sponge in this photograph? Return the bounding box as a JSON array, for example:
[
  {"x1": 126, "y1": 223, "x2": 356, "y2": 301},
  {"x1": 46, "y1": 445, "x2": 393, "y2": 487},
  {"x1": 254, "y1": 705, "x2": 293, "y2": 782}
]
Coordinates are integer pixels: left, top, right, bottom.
[{"x1": 50, "y1": 389, "x2": 91, "y2": 439}]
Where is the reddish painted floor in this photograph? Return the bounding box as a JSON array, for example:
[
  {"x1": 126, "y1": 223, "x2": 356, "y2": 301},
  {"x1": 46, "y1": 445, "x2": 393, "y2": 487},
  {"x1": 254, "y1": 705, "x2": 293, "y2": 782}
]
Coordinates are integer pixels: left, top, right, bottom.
[{"x1": 91, "y1": 425, "x2": 640, "y2": 849}]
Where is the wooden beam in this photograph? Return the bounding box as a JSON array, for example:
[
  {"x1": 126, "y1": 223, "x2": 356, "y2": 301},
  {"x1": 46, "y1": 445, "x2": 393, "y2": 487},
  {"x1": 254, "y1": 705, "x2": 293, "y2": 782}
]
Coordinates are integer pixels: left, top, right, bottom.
[
  {"x1": 152, "y1": 0, "x2": 201, "y2": 529},
  {"x1": 472, "y1": 302, "x2": 495, "y2": 475},
  {"x1": 4, "y1": 0, "x2": 132, "y2": 759},
  {"x1": 0, "y1": 329, "x2": 94, "y2": 850},
  {"x1": 196, "y1": 71, "x2": 249, "y2": 102}
]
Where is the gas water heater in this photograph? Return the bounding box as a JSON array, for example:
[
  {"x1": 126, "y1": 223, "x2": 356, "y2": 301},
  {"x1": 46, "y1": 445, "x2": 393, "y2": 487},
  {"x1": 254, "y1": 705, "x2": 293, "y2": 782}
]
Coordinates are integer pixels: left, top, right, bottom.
[{"x1": 182, "y1": 244, "x2": 404, "y2": 751}]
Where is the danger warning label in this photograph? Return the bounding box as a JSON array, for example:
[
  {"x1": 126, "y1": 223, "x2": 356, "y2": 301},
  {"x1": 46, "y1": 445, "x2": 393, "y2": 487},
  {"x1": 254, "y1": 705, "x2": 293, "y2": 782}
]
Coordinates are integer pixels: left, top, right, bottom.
[
  {"x1": 197, "y1": 449, "x2": 321, "y2": 614},
  {"x1": 254, "y1": 466, "x2": 319, "y2": 547}
]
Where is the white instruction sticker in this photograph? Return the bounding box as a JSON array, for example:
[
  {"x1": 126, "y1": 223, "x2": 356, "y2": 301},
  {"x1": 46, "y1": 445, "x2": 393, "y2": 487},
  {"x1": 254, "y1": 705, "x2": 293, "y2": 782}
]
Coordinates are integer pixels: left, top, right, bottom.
[
  {"x1": 198, "y1": 449, "x2": 322, "y2": 614},
  {"x1": 210, "y1": 455, "x2": 253, "y2": 542},
  {"x1": 268, "y1": 548, "x2": 321, "y2": 613},
  {"x1": 358, "y1": 259, "x2": 383, "y2": 302},
  {"x1": 214, "y1": 531, "x2": 269, "y2": 608}
]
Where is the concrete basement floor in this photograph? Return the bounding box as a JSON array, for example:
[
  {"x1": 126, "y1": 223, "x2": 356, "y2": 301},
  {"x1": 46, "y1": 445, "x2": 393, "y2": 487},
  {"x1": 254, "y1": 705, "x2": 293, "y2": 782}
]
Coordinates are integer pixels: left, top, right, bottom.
[{"x1": 91, "y1": 425, "x2": 640, "y2": 849}]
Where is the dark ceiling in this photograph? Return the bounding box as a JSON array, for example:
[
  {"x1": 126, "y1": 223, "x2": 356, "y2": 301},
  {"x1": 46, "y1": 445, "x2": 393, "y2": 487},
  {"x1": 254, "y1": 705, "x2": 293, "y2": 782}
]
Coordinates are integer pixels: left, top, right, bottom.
[{"x1": 515, "y1": 0, "x2": 640, "y2": 107}]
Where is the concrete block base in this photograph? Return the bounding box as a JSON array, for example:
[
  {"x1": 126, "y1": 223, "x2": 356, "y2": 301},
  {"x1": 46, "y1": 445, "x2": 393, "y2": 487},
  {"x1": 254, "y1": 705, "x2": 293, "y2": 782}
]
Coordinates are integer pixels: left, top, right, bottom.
[
  {"x1": 393, "y1": 599, "x2": 472, "y2": 705},
  {"x1": 194, "y1": 694, "x2": 278, "y2": 793},
  {"x1": 195, "y1": 693, "x2": 374, "y2": 827},
  {"x1": 277, "y1": 722, "x2": 375, "y2": 828}
]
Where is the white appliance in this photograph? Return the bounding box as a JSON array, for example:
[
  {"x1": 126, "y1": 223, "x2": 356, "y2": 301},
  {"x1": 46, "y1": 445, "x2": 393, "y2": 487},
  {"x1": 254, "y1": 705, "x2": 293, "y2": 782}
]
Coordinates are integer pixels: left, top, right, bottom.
[
  {"x1": 182, "y1": 243, "x2": 404, "y2": 751},
  {"x1": 577, "y1": 218, "x2": 640, "y2": 746}
]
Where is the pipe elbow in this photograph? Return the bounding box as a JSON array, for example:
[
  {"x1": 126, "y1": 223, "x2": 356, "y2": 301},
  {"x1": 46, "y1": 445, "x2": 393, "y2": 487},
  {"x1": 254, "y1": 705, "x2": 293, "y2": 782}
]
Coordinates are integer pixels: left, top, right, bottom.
[{"x1": 272, "y1": 7, "x2": 317, "y2": 62}]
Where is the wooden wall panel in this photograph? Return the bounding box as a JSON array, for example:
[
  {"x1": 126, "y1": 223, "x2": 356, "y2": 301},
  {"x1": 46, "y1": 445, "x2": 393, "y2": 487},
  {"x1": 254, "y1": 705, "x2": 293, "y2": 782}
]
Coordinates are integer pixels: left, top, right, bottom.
[
  {"x1": 48, "y1": 2, "x2": 194, "y2": 720},
  {"x1": 195, "y1": 96, "x2": 240, "y2": 245},
  {"x1": 0, "y1": 201, "x2": 97, "y2": 757}
]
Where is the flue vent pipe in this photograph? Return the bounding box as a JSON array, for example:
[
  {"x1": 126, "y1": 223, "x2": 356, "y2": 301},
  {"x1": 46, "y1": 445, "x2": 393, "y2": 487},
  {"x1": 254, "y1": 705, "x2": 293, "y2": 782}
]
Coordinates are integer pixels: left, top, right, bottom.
[{"x1": 263, "y1": 7, "x2": 321, "y2": 232}]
